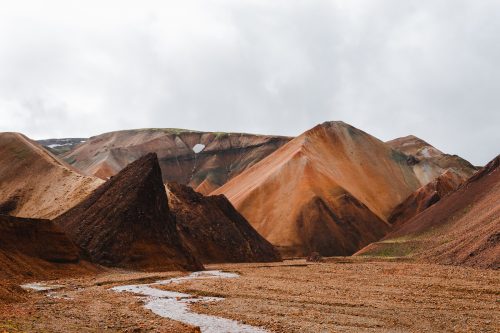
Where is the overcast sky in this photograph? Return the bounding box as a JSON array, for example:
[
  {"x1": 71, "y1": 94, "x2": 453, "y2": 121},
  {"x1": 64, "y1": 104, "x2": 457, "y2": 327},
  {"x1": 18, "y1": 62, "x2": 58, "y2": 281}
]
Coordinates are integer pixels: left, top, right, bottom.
[{"x1": 0, "y1": 0, "x2": 498, "y2": 165}]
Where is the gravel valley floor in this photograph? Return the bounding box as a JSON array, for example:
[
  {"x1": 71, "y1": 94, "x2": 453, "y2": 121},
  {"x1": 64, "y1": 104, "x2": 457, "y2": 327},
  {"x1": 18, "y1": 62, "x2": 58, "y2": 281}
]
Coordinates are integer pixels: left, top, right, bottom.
[{"x1": 1, "y1": 258, "x2": 498, "y2": 333}]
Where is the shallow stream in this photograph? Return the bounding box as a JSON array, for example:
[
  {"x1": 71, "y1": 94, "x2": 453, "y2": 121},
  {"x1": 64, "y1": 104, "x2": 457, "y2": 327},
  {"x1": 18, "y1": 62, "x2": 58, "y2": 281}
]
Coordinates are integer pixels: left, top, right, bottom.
[{"x1": 112, "y1": 270, "x2": 268, "y2": 333}]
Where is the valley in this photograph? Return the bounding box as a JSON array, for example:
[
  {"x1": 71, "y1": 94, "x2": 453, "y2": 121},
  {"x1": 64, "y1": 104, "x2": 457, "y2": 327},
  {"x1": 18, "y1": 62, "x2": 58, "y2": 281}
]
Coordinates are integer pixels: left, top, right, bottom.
[
  {"x1": 0, "y1": 122, "x2": 498, "y2": 332},
  {"x1": 1, "y1": 258, "x2": 498, "y2": 333}
]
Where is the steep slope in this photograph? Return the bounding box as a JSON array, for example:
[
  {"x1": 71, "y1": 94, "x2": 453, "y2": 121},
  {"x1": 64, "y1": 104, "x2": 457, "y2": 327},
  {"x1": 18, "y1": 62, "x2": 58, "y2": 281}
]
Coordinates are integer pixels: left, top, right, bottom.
[
  {"x1": 167, "y1": 183, "x2": 281, "y2": 263},
  {"x1": 388, "y1": 169, "x2": 468, "y2": 227},
  {"x1": 62, "y1": 129, "x2": 291, "y2": 193},
  {"x1": 213, "y1": 121, "x2": 422, "y2": 257},
  {"x1": 56, "y1": 153, "x2": 202, "y2": 271},
  {"x1": 0, "y1": 132, "x2": 102, "y2": 219},
  {"x1": 387, "y1": 135, "x2": 477, "y2": 186},
  {"x1": 356, "y1": 155, "x2": 500, "y2": 269},
  {"x1": 0, "y1": 215, "x2": 95, "y2": 280}
]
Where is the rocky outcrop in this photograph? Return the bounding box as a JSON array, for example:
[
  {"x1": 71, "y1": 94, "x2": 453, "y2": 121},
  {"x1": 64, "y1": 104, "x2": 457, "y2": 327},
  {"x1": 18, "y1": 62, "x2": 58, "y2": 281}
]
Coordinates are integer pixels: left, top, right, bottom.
[
  {"x1": 62, "y1": 129, "x2": 291, "y2": 193},
  {"x1": 167, "y1": 183, "x2": 281, "y2": 263},
  {"x1": 389, "y1": 169, "x2": 468, "y2": 227},
  {"x1": 56, "y1": 153, "x2": 203, "y2": 271}
]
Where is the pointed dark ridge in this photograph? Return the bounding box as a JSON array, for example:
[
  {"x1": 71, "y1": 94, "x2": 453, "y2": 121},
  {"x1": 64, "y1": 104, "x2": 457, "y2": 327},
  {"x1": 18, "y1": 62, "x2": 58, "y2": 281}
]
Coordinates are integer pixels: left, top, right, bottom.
[
  {"x1": 167, "y1": 182, "x2": 281, "y2": 263},
  {"x1": 56, "y1": 153, "x2": 203, "y2": 271}
]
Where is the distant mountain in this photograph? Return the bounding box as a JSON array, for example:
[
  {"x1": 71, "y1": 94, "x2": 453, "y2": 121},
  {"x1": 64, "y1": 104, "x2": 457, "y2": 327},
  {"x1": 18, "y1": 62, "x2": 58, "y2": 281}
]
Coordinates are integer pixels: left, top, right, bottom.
[
  {"x1": 37, "y1": 138, "x2": 88, "y2": 155},
  {"x1": 213, "y1": 121, "x2": 423, "y2": 257},
  {"x1": 61, "y1": 129, "x2": 291, "y2": 194},
  {"x1": 387, "y1": 135, "x2": 477, "y2": 186}
]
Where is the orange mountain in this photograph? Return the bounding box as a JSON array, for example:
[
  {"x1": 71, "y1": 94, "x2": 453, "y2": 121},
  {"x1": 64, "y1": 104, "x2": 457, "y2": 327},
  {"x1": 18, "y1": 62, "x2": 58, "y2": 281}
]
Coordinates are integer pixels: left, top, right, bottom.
[
  {"x1": 61, "y1": 129, "x2": 291, "y2": 194},
  {"x1": 213, "y1": 122, "x2": 422, "y2": 257},
  {"x1": 356, "y1": 155, "x2": 500, "y2": 269},
  {"x1": 0, "y1": 132, "x2": 102, "y2": 219}
]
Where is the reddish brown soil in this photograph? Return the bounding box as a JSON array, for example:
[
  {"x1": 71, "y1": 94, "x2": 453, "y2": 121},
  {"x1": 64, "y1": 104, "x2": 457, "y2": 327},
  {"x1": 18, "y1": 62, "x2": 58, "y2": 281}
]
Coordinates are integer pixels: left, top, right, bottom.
[
  {"x1": 0, "y1": 215, "x2": 101, "y2": 306},
  {"x1": 0, "y1": 271, "x2": 199, "y2": 332},
  {"x1": 2, "y1": 259, "x2": 498, "y2": 333},
  {"x1": 0, "y1": 132, "x2": 102, "y2": 219},
  {"x1": 62, "y1": 129, "x2": 291, "y2": 192},
  {"x1": 389, "y1": 169, "x2": 468, "y2": 227},
  {"x1": 56, "y1": 153, "x2": 203, "y2": 272},
  {"x1": 357, "y1": 155, "x2": 500, "y2": 269},
  {"x1": 167, "y1": 183, "x2": 281, "y2": 263},
  {"x1": 213, "y1": 121, "x2": 421, "y2": 257},
  {"x1": 0, "y1": 215, "x2": 78, "y2": 266},
  {"x1": 387, "y1": 135, "x2": 477, "y2": 186}
]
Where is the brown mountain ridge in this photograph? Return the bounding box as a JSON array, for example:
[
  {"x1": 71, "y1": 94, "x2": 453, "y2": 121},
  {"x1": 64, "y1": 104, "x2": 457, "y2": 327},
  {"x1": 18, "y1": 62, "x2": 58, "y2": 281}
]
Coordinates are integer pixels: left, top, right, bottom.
[
  {"x1": 55, "y1": 153, "x2": 203, "y2": 272},
  {"x1": 61, "y1": 129, "x2": 291, "y2": 194},
  {"x1": 167, "y1": 182, "x2": 281, "y2": 263},
  {"x1": 356, "y1": 155, "x2": 500, "y2": 269}
]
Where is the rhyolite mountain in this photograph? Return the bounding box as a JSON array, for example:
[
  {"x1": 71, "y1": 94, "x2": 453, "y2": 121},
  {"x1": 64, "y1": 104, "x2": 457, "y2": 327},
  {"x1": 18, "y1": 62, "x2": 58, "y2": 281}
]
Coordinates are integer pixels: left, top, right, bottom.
[
  {"x1": 0, "y1": 132, "x2": 102, "y2": 219},
  {"x1": 387, "y1": 135, "x2": 477, "y2": 186},
  {"x1": 61, "y1": 129, "x2": 291, "y2": 194},
  {"x1": 213, "y1": 121, "x2": 424, "y2": 257},
  {"x1": 167, "y1": 182, "x2": 281, "y2": 263},
  {"x1": 356, "y1": 155, "x2": 500, "y2": 269},
  {"x1": 55, "y1": 153, "x2": 203, "y2": 271}
]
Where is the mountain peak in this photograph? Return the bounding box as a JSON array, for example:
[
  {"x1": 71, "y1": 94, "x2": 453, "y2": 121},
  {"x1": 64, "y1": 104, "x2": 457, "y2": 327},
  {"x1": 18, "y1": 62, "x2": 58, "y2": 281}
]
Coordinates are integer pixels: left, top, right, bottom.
[{"x1": 56, "y1": 153, "x2": 203, "y2": 271}]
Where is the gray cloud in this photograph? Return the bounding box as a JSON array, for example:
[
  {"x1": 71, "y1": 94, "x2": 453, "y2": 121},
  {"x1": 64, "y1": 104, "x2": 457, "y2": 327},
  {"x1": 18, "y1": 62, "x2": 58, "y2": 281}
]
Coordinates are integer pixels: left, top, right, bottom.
[{"x1": 0, "y1": 0, "x2": 498, "y2": 165}]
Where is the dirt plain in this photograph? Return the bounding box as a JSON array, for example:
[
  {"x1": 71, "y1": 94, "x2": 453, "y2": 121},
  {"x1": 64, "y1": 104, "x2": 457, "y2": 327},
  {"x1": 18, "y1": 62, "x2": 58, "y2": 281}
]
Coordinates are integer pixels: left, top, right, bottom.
[{"x1": 1, "y1": 258, "x2": 498, "y2": 333}]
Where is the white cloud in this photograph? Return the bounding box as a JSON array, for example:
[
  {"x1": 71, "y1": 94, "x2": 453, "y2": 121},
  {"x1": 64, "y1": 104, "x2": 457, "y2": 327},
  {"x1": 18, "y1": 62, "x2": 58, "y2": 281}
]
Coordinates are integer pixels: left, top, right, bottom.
[{"x1": 0, "y1": 0, "x2": 498, "y2": 164}]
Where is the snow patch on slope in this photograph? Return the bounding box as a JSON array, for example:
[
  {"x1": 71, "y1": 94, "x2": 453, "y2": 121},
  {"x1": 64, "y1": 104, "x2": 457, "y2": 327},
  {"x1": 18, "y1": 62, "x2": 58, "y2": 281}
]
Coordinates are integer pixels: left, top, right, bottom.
[{"x1": 192, "y1": 144, "x2": 206, "y2": 154}]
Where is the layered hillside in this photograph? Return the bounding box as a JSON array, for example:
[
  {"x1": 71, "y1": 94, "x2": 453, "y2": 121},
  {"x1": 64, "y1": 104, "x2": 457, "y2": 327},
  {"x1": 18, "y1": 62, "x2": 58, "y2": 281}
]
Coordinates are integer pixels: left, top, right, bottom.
[
  {"x1": 387, "y1": 135, "x2": 477, "y2": 186},
  {"x1": 167, "y1": 183, "x2": 281, "y2": 263},
  {"x1": 56, "y1": 153, "x2": 203, "y2": 271},
  {"x1": 62, "y1": 129, "x2": 291, "y2": 194},
  {"x1": 0, "y1": 215, "x2": 94, "y2": 280},
  {"x1": 213, "y1": 121, "x2": 422, "y2": 257},
  {"x1": 0, "y1": 132, "x2": 102, "y2": 219},
  {"x1": 356, "y1": 155, "x2": 500, "y2": 269},
  {"x1": 389, "y1": 169, "x2": 468, "y2": 227}
]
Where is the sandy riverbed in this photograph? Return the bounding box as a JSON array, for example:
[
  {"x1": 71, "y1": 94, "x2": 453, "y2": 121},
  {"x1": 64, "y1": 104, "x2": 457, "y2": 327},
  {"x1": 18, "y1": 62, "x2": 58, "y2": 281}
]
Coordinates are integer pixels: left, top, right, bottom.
[{"x1": 1, "y1": 258, "x2": 498, "y2": 332}]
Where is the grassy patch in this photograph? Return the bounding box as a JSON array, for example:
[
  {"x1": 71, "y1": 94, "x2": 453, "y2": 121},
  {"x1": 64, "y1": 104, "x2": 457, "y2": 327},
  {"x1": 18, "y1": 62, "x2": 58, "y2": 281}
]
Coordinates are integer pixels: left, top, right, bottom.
[
  {"x1": 390, "y1": 149, "x2": 408, "y2": 164},
  {"x1": 362, "y1": 241, "x2": 418, "y2": 258},
  {"x1": 0, "y1": 320, "x2": 29, "y2": 333}
]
